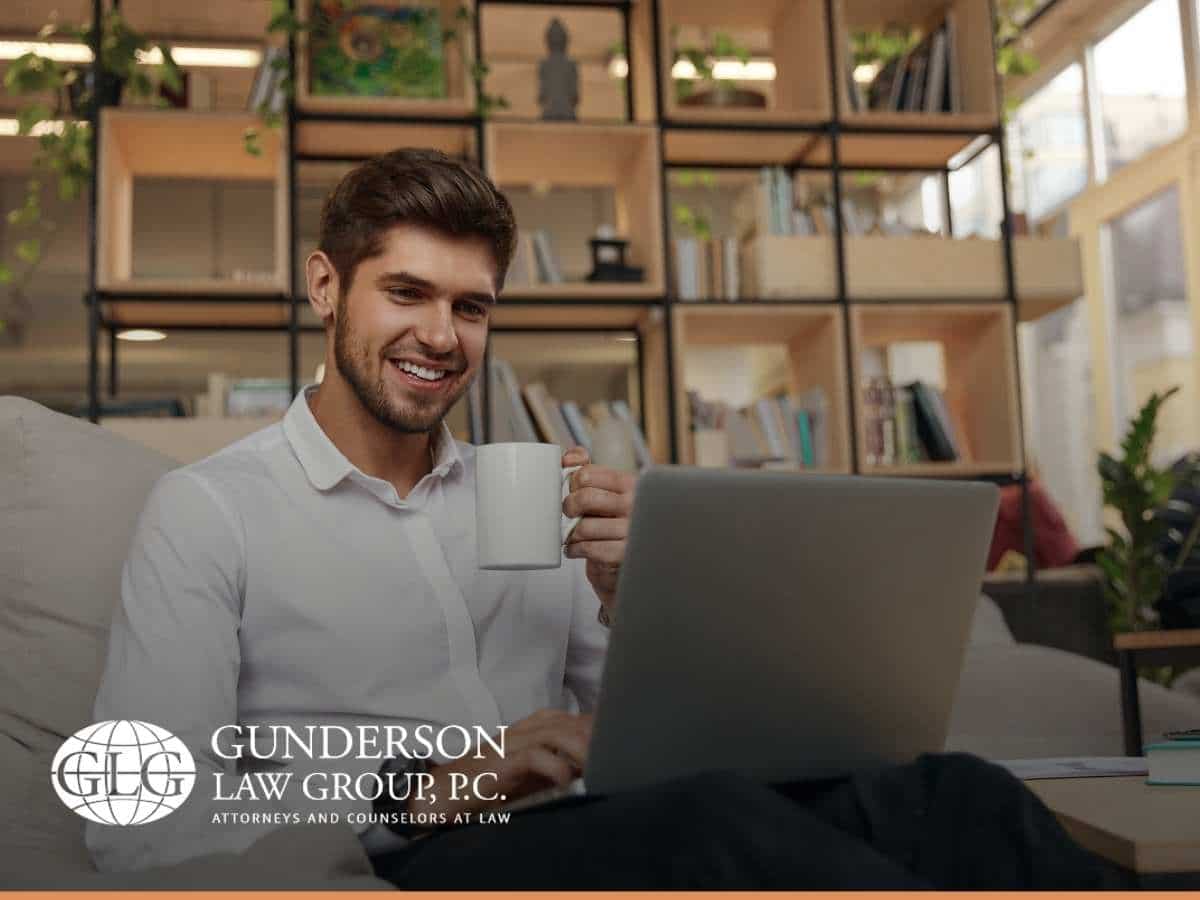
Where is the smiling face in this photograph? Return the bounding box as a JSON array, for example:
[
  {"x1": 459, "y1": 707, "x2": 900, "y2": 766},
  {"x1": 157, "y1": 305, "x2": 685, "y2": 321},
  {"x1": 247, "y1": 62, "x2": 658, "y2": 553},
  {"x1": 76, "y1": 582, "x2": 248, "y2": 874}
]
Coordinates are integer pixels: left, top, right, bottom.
[{"x1": 329, "y1": 223, "x2": 496, "y2": 434}]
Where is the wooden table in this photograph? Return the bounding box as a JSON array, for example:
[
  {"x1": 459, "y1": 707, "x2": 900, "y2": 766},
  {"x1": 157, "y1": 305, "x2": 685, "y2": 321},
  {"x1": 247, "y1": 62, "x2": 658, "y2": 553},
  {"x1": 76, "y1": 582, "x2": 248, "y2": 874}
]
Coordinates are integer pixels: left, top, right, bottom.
[
  {"x1": 1114, "y1": 629, "x2": 1200, "y2": 756},
  {"x1": 1028, "y1": 776, "x2": 1200, "y2": 877}
]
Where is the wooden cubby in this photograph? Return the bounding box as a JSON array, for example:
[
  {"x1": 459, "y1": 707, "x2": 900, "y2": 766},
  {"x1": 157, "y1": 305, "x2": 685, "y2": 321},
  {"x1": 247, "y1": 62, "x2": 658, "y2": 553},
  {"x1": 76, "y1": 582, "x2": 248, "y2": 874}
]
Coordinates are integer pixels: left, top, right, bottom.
[
  {"x1": 672, "y1": 304, "x2": 852, "y2": 472},
  {"x1": 480, "y1": 2, "x2": 655, "y2": 124},
  {"x1": 96, "y1": 109, "x2": 289, "y2": 326},
  {"x1": 658, "y1": 0, "x2": 831, "y2": 125},
  {"x1": 849, "y1": 302, "x2": 1022, "y2": 476},
  {"x1": 484, "y1": 121, "x2": 664, "y2": 299},
  {"x1": 294, "y1": 0, "x2": 476, "y2": 119},
  {"x1": 830, "y1": 0, "x2": 1001, "y2": 168}
]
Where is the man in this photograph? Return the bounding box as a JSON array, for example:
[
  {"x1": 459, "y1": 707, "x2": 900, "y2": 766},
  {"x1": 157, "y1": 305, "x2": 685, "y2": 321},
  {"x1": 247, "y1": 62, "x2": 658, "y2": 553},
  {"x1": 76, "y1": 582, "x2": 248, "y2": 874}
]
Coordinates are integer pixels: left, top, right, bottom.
[{"x1": 91, "y1": 150, "x2": 1113, "y2": 889}]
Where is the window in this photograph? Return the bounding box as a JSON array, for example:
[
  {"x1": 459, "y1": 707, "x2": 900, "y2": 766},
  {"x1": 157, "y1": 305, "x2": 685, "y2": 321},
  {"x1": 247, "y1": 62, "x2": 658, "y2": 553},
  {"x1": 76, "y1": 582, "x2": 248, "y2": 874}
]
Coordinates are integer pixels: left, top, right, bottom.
[
  {"x1": 1094, "y1": 0, "x2": 1188, "y2": 174},
  {"x1": 949, "y1": 144, "x2": 1004, "y2": 239},
  {"x1": 1105, "y1": 186, "x2": 1197, "y2": 464},
  {"x1": 1011, "y1": 64, "x2": 1087, "y2": 222}
]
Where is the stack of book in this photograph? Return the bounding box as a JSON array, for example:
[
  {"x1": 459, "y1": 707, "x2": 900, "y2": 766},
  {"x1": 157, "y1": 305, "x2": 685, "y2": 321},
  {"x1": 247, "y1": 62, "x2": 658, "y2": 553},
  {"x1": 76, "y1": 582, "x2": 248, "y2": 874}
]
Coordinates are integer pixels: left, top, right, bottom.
[
  {"x1": 861, "y1": 377, "x2": 962, "y2": 466},
  {"x1": 672, "y1": 236, "x2": 740, "y2": 300},
  {"x1": 504, "y1": 230, "x2": 563, "y2": 288},
  {"x1": 849, "y1": 17, "x2": 961, "y2": 115},
  {"x1": 486, "y1": 358, "x2": 652, "y2": 470},
  {"x1": 688, "y1": 388, "x2": 830, "y2": 469}
]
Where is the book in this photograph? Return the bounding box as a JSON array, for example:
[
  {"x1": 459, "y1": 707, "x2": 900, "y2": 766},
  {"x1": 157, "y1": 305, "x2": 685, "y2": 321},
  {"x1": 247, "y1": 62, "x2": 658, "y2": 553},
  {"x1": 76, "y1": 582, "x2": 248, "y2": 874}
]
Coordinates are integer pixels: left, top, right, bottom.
[
  {"x1": 1146, "y1": 739, "x2": 1200, "y2": 785},
  {"x1": 490, "y1": 359, "x2": 539, "y2": 443},
  {"x1": 531, "y1": 230, "x2": 563, "y2": 283},
  {"x1": 505, "y1": 232, "x2": 539, "y2": 288},
  {"x1": 753, "y1": 398, "x2": 789, "y2": 460},
  {"x1": 672, "y1": 237, "x2": 700, "y2": 300},
  {"x1": 722, "y1": 237, "x2": 740, "y2": 301},
  {"x1": 924, "y1": 29, "x2": 947, "y2": 114},
  {"x1": 522, "y1": 382, "x2": 574, "y2": 448},
  {"x1": 610, "y1": 400, "x2": 653, "y2": 470},
  {"x1": 247, "y1": 44, "x2": 286, "y2": 116},
  {"x1": 944, "y1": 10, "x2": 961, "y2": 113},
  {"x1": 559, "y1": 401, "x2": 593, "y2": 453},
  {"x1": 893, "y1": 384, "x2": 924, "y2": 464},
  {"x1": 795, "y1": 410, "x2": 815, "y2": 467},
  {"x1": 795, "y1": 387, "x2": 828, "y2": 468},
  {"x1": 907, "y1": 380, "x2": 959, "y2": 461}
]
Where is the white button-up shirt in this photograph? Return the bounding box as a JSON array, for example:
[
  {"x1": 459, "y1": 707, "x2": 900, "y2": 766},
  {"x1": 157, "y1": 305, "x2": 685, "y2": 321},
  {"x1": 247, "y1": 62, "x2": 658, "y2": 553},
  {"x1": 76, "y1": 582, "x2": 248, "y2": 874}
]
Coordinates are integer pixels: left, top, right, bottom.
[{"x1": 88, "y1": 387, "x2": 609, "y2": 872}]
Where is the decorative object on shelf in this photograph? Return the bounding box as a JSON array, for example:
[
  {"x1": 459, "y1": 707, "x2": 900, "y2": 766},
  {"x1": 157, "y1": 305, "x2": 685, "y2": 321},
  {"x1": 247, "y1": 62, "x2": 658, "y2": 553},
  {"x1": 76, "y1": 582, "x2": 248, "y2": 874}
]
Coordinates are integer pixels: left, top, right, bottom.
[
  {"x1": 586, "y1": 225, "x2": 644, "y2": 283},
  {"x1": 673, "y1": 28, "x2": 765, "y2": 109},
  {"x1": 0, "y1": 10, "x2": 181, "y2": 313},
  {"x1": 538, "y1": 17, "x2": 579, "y2": 121},
  {"x1": 1096, "y1": 387, "x2": 1183, "y2": 636},
  {"x1": 308, "y1": 0, "x2": 447, "y2": 100}
]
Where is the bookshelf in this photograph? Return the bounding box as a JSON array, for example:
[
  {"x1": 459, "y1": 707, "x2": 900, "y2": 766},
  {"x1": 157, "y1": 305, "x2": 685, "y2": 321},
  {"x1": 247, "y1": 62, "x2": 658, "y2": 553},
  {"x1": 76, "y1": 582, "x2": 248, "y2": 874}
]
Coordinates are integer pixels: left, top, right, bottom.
[{"x1": 75, "y1": 0, "x2": 1075, "y2": 504}]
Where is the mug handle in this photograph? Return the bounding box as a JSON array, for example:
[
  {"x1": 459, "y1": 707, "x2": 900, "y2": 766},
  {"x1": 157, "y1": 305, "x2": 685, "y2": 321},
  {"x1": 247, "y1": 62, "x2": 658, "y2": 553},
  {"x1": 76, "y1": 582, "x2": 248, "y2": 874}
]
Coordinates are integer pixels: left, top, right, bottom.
[{"x1": 562, "y1": 464, "x2": 583, "y2": 545}]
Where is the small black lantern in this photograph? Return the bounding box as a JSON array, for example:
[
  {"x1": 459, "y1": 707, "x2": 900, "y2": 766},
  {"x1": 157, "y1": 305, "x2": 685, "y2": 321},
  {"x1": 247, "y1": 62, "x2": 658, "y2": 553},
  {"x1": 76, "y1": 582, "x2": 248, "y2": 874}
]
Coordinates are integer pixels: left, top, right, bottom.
[{"x1": 586, "y1": 227, "x2": 644, "y2": 283}]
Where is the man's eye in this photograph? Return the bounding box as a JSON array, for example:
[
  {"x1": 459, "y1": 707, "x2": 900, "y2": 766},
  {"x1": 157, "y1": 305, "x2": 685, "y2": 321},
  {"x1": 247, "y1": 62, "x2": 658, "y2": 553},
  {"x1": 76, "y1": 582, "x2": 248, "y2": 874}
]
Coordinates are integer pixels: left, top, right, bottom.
[
  {"x1": 456, "y1": 301, "x2": 487, "y2": 318},
  {"x1": 388, "y1": 288, "x2": 420, "y2": 300}
]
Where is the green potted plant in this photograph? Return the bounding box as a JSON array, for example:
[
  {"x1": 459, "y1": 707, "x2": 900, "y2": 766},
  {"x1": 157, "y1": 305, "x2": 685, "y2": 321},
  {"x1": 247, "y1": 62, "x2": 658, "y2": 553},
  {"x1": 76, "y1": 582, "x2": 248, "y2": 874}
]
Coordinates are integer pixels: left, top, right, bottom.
[
  {"x1": 672, "y1": 29, "x2": 762, "y2": 109},
  {"x1": 1096, "y1": 388, "x2": 1180, "y2": 635},
  {"x1": 0, "y1": 11, "x2": 180, "y2": 301}
]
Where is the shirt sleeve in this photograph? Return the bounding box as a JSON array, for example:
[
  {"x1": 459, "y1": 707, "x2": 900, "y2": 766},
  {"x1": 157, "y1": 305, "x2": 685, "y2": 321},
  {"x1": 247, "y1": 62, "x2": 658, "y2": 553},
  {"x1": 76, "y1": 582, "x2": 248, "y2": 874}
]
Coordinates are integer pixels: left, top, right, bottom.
[
  {"x1": 562, "y1": 557, "x2": 610, "y2": 713},
  {"x1": 87, "y1": 469, "x2": 291, "y2": 872}
]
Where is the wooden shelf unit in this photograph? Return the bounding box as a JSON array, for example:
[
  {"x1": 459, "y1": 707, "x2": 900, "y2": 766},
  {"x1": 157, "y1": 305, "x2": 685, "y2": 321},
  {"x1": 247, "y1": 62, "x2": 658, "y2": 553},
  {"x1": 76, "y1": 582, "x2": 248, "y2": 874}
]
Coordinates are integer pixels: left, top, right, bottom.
[
  {"x1": 849, "y1": 302, "x2": 1022, "y2": 476},
  {"x1": 96, "y1": 109, "x2": 289, "y2": 298},
  {"x1": 293, "y1": 0, "x2": 477, "y2": 120},
  {"x1": 70, "y1": 0, "x2": 1041, "y2": 485},
  {"x1": 671, "y1": 304, "x2": 852, "y2": 471}
]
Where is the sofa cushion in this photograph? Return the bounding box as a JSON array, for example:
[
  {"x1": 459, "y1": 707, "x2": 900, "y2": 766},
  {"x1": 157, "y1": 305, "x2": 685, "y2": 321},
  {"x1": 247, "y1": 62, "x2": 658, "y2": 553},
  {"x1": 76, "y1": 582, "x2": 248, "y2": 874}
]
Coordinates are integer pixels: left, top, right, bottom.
[
  {"x1": 969, "y1": 595, "x2": 1015, "y2": 647},
  {"x1": 0, "y1": 397, "x2": 176, "y2": 752},
  {"x1": 949, "y1": 642, "x2": 1200, "y2": 759}
]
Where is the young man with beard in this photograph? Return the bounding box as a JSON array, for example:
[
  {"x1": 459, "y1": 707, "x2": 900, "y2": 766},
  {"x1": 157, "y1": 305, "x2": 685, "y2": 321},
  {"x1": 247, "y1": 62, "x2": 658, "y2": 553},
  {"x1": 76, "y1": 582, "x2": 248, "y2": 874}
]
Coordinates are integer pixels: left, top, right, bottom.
[{"x1": 89, "y1": 150, "x2": 1117, "y2": 889}]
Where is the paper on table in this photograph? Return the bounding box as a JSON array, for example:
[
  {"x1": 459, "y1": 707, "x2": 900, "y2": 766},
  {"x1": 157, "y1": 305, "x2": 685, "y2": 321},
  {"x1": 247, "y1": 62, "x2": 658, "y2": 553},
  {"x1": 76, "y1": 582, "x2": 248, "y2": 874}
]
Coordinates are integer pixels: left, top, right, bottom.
[{"x1": 999, "y1": 757, "x2": 1149, "y2": 781}]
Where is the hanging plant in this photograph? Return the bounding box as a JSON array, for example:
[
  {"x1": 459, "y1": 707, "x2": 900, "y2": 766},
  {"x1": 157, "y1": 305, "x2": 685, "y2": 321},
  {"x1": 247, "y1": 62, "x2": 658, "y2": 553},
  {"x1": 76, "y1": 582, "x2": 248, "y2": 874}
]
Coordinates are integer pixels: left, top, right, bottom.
[{"x1": 0, "y1": 11, "x2": 180, "y2": 309}]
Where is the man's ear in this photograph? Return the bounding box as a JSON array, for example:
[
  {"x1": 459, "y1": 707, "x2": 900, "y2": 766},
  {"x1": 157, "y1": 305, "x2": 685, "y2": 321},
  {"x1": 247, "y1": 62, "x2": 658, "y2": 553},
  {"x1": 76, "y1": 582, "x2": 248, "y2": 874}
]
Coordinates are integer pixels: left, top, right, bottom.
[{"x1": 306, "y1": 251, "x2": 340, "y2": 324}]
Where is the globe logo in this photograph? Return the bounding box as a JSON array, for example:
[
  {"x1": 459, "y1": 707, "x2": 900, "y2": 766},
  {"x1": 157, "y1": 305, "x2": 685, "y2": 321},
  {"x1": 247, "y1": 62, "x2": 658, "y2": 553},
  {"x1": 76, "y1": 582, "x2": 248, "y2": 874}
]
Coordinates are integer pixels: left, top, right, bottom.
[{"x1": 50, "y1": 720, "x2": 196, "y2": 826}]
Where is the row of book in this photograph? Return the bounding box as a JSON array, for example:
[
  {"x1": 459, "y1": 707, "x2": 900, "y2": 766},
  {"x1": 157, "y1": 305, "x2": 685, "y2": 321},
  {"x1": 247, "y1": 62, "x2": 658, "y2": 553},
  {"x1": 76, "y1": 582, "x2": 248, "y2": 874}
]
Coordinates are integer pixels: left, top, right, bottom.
[
  {"x1": 197, "y1": 375, "x2": 290, "y2": 417},
  {"x1": 849, "y1": 17, "x2": 961, "y2": 115},
  {"x1": 688, "y1": 388, "x2": 830, "y2": 469},
  {"x1": 504, "y1": 229, "x2": 564, "y2": 287},
  {"x1": 861, "y1": 377, "x2": 962, "y2": 466},
  {"x1": 487, "y1": 358, "x2": 652, "y2": 471},
  {"x1": 672, "y1": 236, "x2": 741, "y2": 300}
]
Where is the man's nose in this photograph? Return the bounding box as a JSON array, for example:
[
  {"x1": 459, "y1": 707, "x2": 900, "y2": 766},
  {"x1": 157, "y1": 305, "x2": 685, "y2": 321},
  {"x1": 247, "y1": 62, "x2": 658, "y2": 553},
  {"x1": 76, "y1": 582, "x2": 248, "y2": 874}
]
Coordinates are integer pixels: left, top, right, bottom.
[{"x1": 412, "y1": 300, "x2": 459, "y2": 355}]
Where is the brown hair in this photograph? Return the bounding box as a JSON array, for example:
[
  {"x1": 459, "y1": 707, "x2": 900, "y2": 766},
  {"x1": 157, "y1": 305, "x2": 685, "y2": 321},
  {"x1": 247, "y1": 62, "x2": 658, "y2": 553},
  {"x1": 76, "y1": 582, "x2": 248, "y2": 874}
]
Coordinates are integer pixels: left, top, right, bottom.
[{"x1": 317, "y1": 148, "x2": 517, "y2": 292}]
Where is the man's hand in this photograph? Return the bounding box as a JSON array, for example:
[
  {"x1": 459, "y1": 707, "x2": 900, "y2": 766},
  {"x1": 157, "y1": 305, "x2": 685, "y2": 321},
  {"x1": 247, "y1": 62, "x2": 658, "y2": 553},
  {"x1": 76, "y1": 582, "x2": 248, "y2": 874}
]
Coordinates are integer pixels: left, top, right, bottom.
[
  {"x1": 561, "y1": 446, "x2": 637, "y2": 622},
  {"x1": 412, "y1": 709, "x2": 592, "y2": 818}
]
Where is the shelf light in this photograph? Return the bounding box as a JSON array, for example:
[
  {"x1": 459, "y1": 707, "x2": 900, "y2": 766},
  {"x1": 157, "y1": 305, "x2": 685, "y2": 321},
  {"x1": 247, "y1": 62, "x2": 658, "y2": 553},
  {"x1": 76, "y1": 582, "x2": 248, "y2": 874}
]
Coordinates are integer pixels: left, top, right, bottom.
[
  {"x1": 853, "y1": 62, "x2": 881, "y2": 85},
  {"x1": 614, "y1": 336, "x2": 638, "y2": 343},
  {"x1": 672, "y1": 58, "x2": 776, "y2": 81},
  {"x1": 0, "y1": 118, "x2": 70, "y2": 136},
  {"x1": 116, "y1": 329, "x2": 167, "y2": 342},
  {"x1": 0, "y1": 41, "x2": 261, "y2": 68}
]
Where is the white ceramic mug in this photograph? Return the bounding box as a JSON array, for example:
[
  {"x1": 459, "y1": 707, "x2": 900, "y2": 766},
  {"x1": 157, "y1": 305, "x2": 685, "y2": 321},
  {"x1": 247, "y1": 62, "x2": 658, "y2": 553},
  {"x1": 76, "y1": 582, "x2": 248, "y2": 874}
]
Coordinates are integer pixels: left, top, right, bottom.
[{"x1": 476, "y1": 442, "x2": 582, "y2": 570}]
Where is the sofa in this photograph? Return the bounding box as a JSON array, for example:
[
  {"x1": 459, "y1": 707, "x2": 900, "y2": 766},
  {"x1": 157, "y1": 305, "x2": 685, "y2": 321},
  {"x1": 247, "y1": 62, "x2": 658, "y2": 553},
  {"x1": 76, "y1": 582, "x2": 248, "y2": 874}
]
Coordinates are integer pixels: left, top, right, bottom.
[{"x1": 3, "y1": 395, "x2": 1200, "y2": 888}]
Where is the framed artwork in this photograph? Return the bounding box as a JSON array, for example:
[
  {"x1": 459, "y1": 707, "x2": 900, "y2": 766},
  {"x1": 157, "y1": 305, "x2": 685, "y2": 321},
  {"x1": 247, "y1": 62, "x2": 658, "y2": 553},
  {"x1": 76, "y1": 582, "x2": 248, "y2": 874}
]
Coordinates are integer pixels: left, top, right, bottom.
[{"x1": 309, "y1": 1, "x2": 447, "y2": 99}]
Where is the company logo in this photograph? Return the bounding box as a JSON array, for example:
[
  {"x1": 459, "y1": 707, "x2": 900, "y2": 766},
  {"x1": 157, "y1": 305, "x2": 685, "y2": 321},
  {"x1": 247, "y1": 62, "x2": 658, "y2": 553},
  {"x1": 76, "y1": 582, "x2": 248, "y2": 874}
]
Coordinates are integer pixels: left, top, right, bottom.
[{"x1": 50, "y1": 720, "x2": 196, "y2": 826}]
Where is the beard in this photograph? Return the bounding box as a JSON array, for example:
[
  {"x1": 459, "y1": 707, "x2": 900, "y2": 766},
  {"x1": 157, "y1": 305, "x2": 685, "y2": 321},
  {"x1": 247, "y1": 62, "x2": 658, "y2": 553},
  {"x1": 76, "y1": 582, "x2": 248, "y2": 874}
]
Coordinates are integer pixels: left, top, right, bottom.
[{"x1": 333, "y1": 304, "x2": 472, "y2": 434}]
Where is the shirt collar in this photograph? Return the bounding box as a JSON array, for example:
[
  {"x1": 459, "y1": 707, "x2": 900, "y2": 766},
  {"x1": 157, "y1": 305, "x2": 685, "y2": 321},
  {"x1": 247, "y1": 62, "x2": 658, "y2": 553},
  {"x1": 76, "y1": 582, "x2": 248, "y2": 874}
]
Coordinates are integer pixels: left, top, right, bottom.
[{"x1": 283, "y1": 386, "x2": 463, "y2": 493}]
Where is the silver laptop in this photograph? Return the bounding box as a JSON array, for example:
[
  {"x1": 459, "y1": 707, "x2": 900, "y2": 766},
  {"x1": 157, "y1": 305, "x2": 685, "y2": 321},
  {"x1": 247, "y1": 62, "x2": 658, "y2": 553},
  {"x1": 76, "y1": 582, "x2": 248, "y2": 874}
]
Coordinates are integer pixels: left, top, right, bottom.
[
  {"x1": 510, "y1": 467, "x2": 998, "y2": 808},
  {"x1": 587, "y1": 467, "x2": 999, "y2": 793}
]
